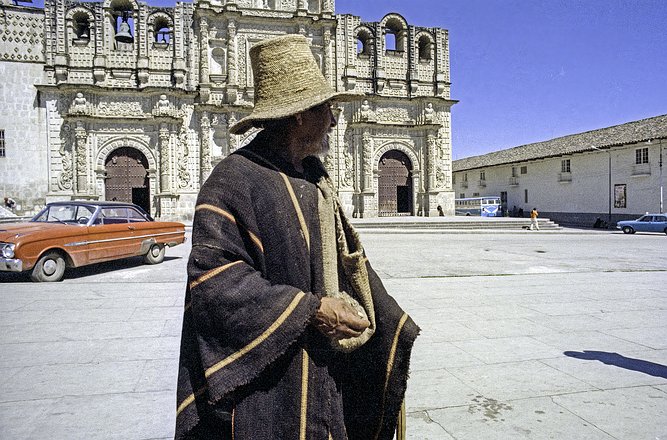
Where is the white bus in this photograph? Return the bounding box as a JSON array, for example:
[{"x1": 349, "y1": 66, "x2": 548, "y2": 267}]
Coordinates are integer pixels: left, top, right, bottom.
[{"x1": 455, "y1": 196, "x2": 501, "y2": 217}]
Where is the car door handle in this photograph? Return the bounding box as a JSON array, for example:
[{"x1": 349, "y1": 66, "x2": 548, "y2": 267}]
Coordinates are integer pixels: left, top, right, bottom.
[{"x1": 128, "y1": 225, "x2": 136, "y2": 230}]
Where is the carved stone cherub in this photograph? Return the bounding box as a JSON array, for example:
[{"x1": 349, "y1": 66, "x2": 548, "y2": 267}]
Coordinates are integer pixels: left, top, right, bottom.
[
  {"x1": 154, "y1": 94, "x2": 172, "y2": 116},
  {"x1": 70, "y1": 93, "x2": 88, "y2": 114},
  {"x1": 424, "y1": 102, "x2": 435, "y2": 123},
  {"x1": 359, "y1": 99, "x2": 376, "y2": 122}
]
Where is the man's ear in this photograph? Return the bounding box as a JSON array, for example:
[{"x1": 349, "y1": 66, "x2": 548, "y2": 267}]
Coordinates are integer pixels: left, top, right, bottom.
[{"x1": 295, "y1": 113, "x2": 303, "y2": 125}]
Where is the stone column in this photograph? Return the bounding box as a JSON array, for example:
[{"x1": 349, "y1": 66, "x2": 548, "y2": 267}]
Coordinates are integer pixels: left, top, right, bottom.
[
  {"x1": 362, "y1": 131, "x2": 373, "y2": 192},
  {"x1": 227, "y1": 20, "x2": 238, "y2": 103},
  {"x1": 177, "y1": 127, "x2": 191, "y2": 189},
  {"x1": 427, "y1": 134, "x2": 437, "y2": 190},
  {"x1": 74, "y1": 122, "x2": 88, "y2": 193},
  {"x1": 214, "y1": 114, "x2": 230, "y2": 158},
  {"x1": 58, "y1": 124, "x2": 74, "y2": 191},
  {"x1": 200, "y1": 112, "x2": 212, "y2": 182},
  {"x1": 159, "y1": 124, "x2": 171, "y2": 193},
  {"x1": 322, "y1": 27, "x2": 332, "y2": 82},
  {"x1": 137, "y1": 4, "x2": 150, "y2": 85},
  {"x1": 199, "y1": 18, "x2": 210, "y2": 84},
  {"x1": 228, "y1": 113, "x2": 239, "y2": 152},
  {"x1": 172, "y1": 4, "x2": 187, "y2": 85},
  {"x1": 408, "y1": 26, "x2": 419, "y2": 95}
]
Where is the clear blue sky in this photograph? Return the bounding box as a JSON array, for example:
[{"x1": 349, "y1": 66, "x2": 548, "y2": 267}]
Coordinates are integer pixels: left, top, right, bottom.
[
  {"x1": 30, "y1": 0, "x2": 667, "y2": 159},
  {"x1": 337, "y1": 0, "x2": 667, "y2": 159}
]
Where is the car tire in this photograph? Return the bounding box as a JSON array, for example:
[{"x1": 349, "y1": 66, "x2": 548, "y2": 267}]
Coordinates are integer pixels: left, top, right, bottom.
[
  {"x1": 622, "y1": 226, "x2": 634, "y2": 234},
  {"x1": 664, "y1": 227, "x2": 667, "y2": 236},
  {"x1": 143, "y1": 243, "x2": 165, "y2": 264},
  {"x1": 31, "y1": 251, "x2": 66, "y2": 282}
]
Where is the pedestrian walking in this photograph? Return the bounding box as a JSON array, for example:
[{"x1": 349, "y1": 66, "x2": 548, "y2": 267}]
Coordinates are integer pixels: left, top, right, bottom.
[
  {"x1": 175, "y1": 34, "x2": 419, "y2": 440},
  {"x1": 529, "y1": 207, "x2": 540, "y2": 230}
]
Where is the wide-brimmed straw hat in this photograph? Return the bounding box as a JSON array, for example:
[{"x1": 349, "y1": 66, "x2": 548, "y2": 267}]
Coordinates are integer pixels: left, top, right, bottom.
[{"x1": 229, "y1": 34, "x2": 360, "y2": 135}]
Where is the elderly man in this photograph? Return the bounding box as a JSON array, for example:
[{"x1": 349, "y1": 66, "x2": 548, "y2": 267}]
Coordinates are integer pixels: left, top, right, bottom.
[{"x1": 176, "y1": 34, "x2": 419, "y2": 440}]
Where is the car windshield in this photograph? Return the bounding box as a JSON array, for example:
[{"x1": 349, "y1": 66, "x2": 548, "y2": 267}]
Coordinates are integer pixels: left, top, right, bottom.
[{"x1": 32, "y1": 204, "x2": 96, "y2": 224}]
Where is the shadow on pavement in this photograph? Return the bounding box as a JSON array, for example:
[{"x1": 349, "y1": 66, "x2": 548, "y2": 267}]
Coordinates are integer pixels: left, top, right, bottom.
[
  {"x1": 564, "y1": 350, "x2": 667, "y2": 379},
  {"x1": 0, "y1": 255, "x2": 182, "y2": 283}
]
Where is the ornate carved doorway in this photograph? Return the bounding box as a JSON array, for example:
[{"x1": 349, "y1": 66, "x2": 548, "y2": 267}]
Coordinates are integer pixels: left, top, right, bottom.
[
  {"x1": 378, "y1": 150, "x2": 413, "y2": 216},
  {"x1": 104, "y1": 147, "x2": 150, "y2": 213}
]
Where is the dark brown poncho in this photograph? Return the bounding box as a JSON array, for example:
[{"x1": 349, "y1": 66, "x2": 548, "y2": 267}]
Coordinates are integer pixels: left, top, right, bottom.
[{"x1": 175, "y1": 132, "x2": 419, "y2": 440}]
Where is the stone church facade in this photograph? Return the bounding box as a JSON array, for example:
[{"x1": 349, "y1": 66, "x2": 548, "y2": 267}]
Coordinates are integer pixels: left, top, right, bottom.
[{"x1": 0, "y1": 0, "x2": 456, "y2": 220}]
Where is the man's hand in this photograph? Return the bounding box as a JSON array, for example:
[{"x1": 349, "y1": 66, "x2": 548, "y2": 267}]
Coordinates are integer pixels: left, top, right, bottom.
[{"x1": 313, "y1": 297, "x2": 370, "y2": 340}]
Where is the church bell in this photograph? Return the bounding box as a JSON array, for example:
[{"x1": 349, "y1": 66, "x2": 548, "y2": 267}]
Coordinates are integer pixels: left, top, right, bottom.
[{"x1": 115, "y1": 12, "x2": 133, "y2": 43}]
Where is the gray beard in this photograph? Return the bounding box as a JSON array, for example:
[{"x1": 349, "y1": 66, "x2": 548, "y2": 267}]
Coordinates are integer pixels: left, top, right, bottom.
[{"x1": 317, "y1": 134, "x2": 331, "y2": 159}]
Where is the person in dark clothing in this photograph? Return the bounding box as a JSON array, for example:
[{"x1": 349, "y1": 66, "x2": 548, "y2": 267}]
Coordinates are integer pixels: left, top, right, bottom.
[{"x1": 175, "y1": 34, "x2": 419, "y2": 440}]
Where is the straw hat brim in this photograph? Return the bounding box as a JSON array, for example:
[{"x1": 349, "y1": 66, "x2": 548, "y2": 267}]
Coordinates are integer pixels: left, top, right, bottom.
[{"x1": 229, "y1": 90, "x2": 361, "y2": 135}]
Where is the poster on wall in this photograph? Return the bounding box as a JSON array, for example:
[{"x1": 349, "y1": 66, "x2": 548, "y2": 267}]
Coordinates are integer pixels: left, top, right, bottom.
[{"x1": 614, "y1": 184, "x2": 626, "y2": 208}]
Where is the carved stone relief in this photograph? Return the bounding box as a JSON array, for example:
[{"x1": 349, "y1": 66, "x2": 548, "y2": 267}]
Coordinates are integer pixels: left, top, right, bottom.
[
  {"x1": 58, "y1": 124, "x2": 74, "y2": 191},
  {"x1": 177, "y1": 126, "x2": 191, "y2": 189},
  {"x1": 376, "y1": 107, "x2": 413, "y2": 124},
  {"x1": 97, "y1": 100, "x2": 145, "y2": 117}
]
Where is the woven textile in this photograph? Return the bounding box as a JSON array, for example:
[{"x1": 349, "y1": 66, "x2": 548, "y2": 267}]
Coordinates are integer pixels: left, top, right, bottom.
[{"x1": 175, "y1": 131, "x2": 419, "y2": 439}]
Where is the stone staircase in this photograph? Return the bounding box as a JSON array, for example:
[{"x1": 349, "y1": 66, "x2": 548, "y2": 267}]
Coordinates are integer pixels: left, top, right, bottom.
[{"x1": 350, "y1": 216, "x2": 562, "y2": 231}]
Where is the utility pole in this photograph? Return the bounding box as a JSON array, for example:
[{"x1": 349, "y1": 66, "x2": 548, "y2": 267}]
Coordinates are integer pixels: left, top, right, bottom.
[{"x1": 660, "y1": 140, "x2": 664, "y2": 213}]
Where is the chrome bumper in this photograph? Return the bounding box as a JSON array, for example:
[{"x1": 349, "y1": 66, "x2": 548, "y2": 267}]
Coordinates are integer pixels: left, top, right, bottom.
[{"x1": 0, "y1": 258, "x2": 23, "y2": 272}]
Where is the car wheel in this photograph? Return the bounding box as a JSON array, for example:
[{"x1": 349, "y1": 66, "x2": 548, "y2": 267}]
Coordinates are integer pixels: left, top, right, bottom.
[
  {"x1": 664, "y1": 227, "x2": 667, "y2": 236},
  {"x1": 31, "y1": 251, "x2": 66, "y2": 282},
  {"x1": 143, "y1": 243, "x2": 165, "y2": 264},
  {"x1": 622, "y1": 226, "x2": 634, "y2": 234}
]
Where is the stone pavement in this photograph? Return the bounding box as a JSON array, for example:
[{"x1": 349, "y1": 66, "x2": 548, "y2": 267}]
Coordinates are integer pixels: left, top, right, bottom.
[{"x1": 0, "y1": 228, "x2": 666, "y2": 439}]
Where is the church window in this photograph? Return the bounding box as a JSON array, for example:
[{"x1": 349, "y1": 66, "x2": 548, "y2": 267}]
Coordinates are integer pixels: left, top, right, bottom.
[
  {"x1": 384, "y1": 17, "x2": 406, "y2": 53},
  {"x1": 73, "y1": 12, "x2": 91, "y2": 41},
  {"x1": 356, "y1": 29, "x2": 372, "y2": 57},
  {"x1": 110, "y1": 0, "x2": 135, "y2": 48},
  {"x1": 153, "y1": 17, "x2": 172, "y2": 44},
  {"x1": 307, "y1": 0, "x2": 320, "y2": 14},
  {"x1": 418, "y1": 35, "x2": 432, "y2": 61},
  {"x1": 210, "y1": 47, "x2": 227, "y2": 76},
  {"x1": 0, "y1": 130, "x2": 5, "y2": 157},
  {"x1": 385, "y1": 32, "x2": 396, "y2": 51}
]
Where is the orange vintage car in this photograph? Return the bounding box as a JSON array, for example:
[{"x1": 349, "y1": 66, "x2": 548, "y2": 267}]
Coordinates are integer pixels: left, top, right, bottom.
[{"x1": 0, "y1": 201, "x2": 186, "y2": 282}]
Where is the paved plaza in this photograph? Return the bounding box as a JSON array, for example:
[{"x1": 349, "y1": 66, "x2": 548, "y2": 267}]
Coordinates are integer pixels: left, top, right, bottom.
[{"x1": 1, "y1": 227, "x2": 666, "y2": 439}]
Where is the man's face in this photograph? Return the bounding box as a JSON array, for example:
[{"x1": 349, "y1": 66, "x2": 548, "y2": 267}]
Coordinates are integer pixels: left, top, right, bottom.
[{"x1": 299, "y1": 101, "x2": 337, "y2": 156}]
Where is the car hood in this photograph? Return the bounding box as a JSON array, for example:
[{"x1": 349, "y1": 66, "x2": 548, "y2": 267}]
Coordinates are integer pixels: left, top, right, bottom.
[{"x1": 0, "y1": 222, "x2": 83, "y2": 242}]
